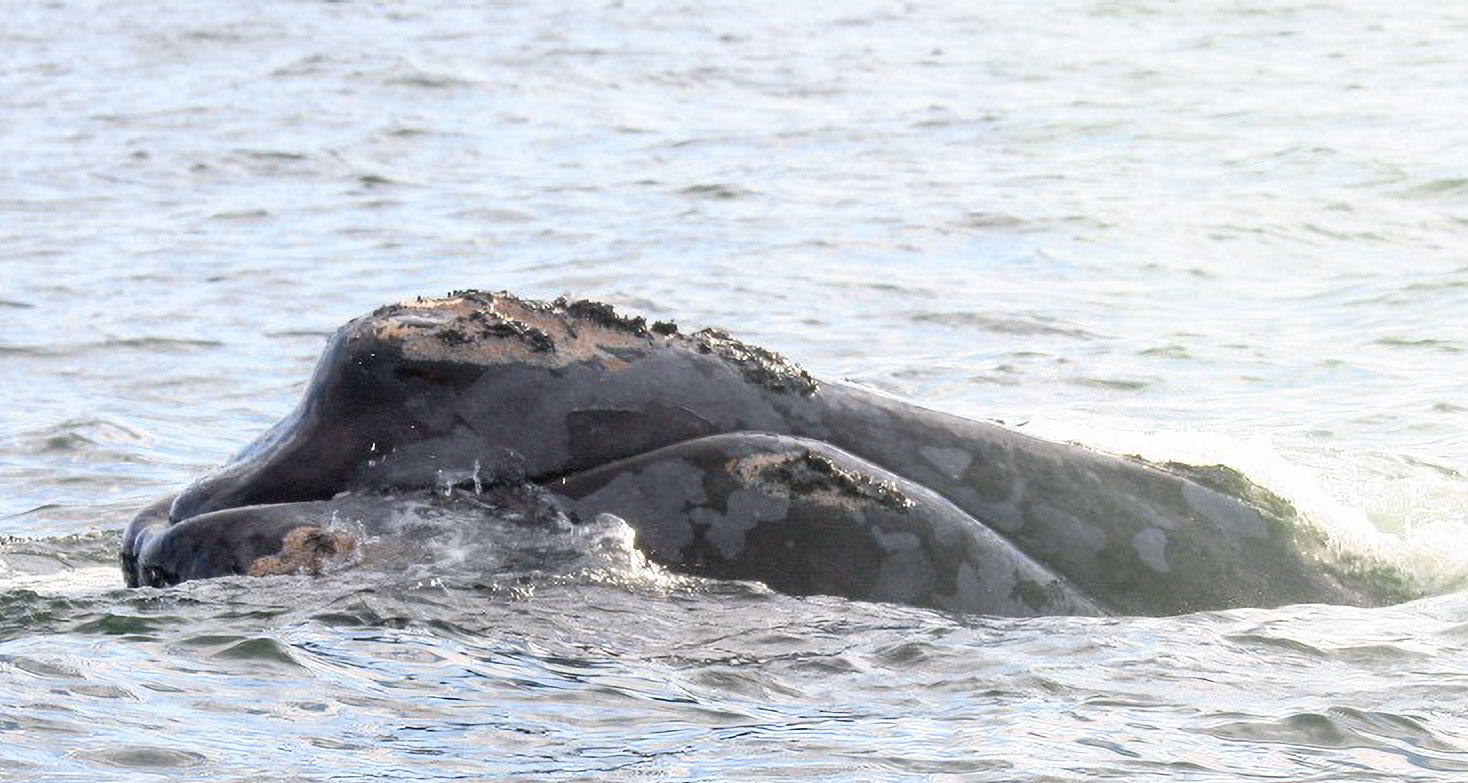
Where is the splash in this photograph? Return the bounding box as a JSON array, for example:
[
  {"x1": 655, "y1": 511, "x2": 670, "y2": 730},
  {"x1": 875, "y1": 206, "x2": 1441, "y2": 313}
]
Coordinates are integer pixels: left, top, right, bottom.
[
  {"x1": 1022, "y1": 417, "x2": 1468, "y2": 598},
  {"x1": 313, "y1": 489, "x2": 682, "y2": 596}
]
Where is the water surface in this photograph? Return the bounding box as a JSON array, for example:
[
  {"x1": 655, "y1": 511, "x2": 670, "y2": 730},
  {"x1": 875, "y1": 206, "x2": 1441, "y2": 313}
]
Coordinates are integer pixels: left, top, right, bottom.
[{"x1": 3, "y1": 0, "x2": 1467, "y2": 779}]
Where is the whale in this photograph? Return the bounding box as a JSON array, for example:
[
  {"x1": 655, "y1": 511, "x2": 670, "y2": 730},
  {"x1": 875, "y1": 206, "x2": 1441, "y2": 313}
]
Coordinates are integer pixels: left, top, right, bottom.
[{"x1": 121, "y1": 291, "x2": 1415, "y2": 616}]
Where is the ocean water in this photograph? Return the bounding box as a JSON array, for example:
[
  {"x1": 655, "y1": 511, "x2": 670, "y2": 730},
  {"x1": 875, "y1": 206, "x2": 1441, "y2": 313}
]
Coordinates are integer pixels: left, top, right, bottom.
[{"x1": 3, "y1": 0, "x2": 1468, "y2": 779}]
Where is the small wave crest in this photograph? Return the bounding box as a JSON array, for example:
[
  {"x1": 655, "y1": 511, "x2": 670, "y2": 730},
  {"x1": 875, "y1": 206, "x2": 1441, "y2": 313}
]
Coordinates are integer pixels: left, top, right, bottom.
[
  {"x1": 0, "y1": 336, "x2": 223, "y2": 358},
  {"x1": 1202, "y1": 707, "x2": 1468, "y2": 772},
  {"x1": 0, "y1": 530, "x2": 123, "y2": 604}
]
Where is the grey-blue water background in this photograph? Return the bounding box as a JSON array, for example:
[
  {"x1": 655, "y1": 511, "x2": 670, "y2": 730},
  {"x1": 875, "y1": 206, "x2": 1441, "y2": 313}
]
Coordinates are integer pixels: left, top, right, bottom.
[{"x1": 3, "y1": 0, "x2": 1468, "y2": 780}]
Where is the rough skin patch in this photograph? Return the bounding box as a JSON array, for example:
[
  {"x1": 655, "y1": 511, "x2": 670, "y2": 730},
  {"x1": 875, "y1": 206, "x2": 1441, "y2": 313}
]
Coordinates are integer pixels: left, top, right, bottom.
[
  {"x1": 733, "y1": 451, "x2": 914, "y2": 512},
  {"x1": 248, "y1": 527, "x2": 358, "y2": 577},
  {"x1": 692, "y1": 328, "x2": 819, "y2": 396},
  {"x1": 554, "y1": 296, "x2": 655, "y2": 337},
  {"x1": 360, "y1": 291, "x2": 816, "y2": 395},
  {"x1": 362, "y1": 290, "x2": 661, "y2": 369}
]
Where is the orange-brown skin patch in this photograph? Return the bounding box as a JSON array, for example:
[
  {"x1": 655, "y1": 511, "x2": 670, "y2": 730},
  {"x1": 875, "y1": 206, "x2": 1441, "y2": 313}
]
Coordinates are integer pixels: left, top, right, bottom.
[
  {"x1": 248, "y1": 527, "x2": 358, "y2": 577},
  {"x1": 364, "y1": 292, "x2": 663, "y2": 369}
]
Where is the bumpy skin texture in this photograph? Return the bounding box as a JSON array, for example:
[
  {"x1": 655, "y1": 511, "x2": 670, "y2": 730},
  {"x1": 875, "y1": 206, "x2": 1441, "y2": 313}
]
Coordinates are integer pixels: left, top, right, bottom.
[{"x1": 121, "y1": 292, "x2": 1411, "y2": 616}]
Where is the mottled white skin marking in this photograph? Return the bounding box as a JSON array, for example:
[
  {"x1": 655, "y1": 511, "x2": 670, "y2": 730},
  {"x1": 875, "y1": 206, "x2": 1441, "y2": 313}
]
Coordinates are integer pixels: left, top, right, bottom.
[
  {"x1": 1027, "y1": 503, "x2": 1106, "y2": 567},
  {"x1": 873, "y1": 529, "x2": 922, "y2": 554},
  {"x1": 692, "y1": 490, "x2": 790, "y2": 561},
  {"x1": 870, "y1": 548, "x2": 935, "y2": 605},
  {"x1": 919, "y1": 445, "x2": 973, "y2": 481},
  {"x1": 1131, "y1": 528, "x2": 1170, "y2": 574},
  {"x1": 1181, "y1": 483, "x2": 1269, "y2": 539},
  {"x1": 938, "y1": 561, "x2": 1017, "y2": 615},
  {"x1": 568, "y1": 459, "x2": 709, "y2": 562},
  {"x1": 557, "y1": 433, "x2": 1103, "y2": 617}
]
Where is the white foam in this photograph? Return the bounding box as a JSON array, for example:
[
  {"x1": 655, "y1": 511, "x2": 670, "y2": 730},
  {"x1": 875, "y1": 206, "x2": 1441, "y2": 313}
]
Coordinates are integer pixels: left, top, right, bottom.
[
  {"x1": 1020, "y1": 416, "x2": 1468, "y2": 593},
  {"x1": 0, "y1": 564, "x2": 123, "y2": 597}
]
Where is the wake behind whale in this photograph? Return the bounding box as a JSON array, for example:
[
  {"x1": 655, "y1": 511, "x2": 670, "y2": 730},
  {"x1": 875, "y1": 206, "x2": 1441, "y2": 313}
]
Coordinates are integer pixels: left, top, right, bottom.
[{"x1": 120, "y1": 291, "x2": 1419, "y2": 616}]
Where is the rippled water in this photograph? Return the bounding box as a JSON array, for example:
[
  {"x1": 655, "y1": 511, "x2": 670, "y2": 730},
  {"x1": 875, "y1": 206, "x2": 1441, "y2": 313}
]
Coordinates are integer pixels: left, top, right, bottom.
[{"x1": 4, "y1": 0, "x2": 1468, "y2": 779}]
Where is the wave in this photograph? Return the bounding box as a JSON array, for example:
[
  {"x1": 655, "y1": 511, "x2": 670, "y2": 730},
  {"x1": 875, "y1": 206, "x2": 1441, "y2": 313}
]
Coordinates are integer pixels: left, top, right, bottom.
[{"x1": 0, "y1": 337, "x2": 223, "y2": 358}]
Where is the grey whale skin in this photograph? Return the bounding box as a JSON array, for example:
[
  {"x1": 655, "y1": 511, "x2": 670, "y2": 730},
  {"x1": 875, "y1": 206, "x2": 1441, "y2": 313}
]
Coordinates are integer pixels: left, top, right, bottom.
[{"x1": 121, "y1": 292, "x2": 1409, "y2": 616}]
